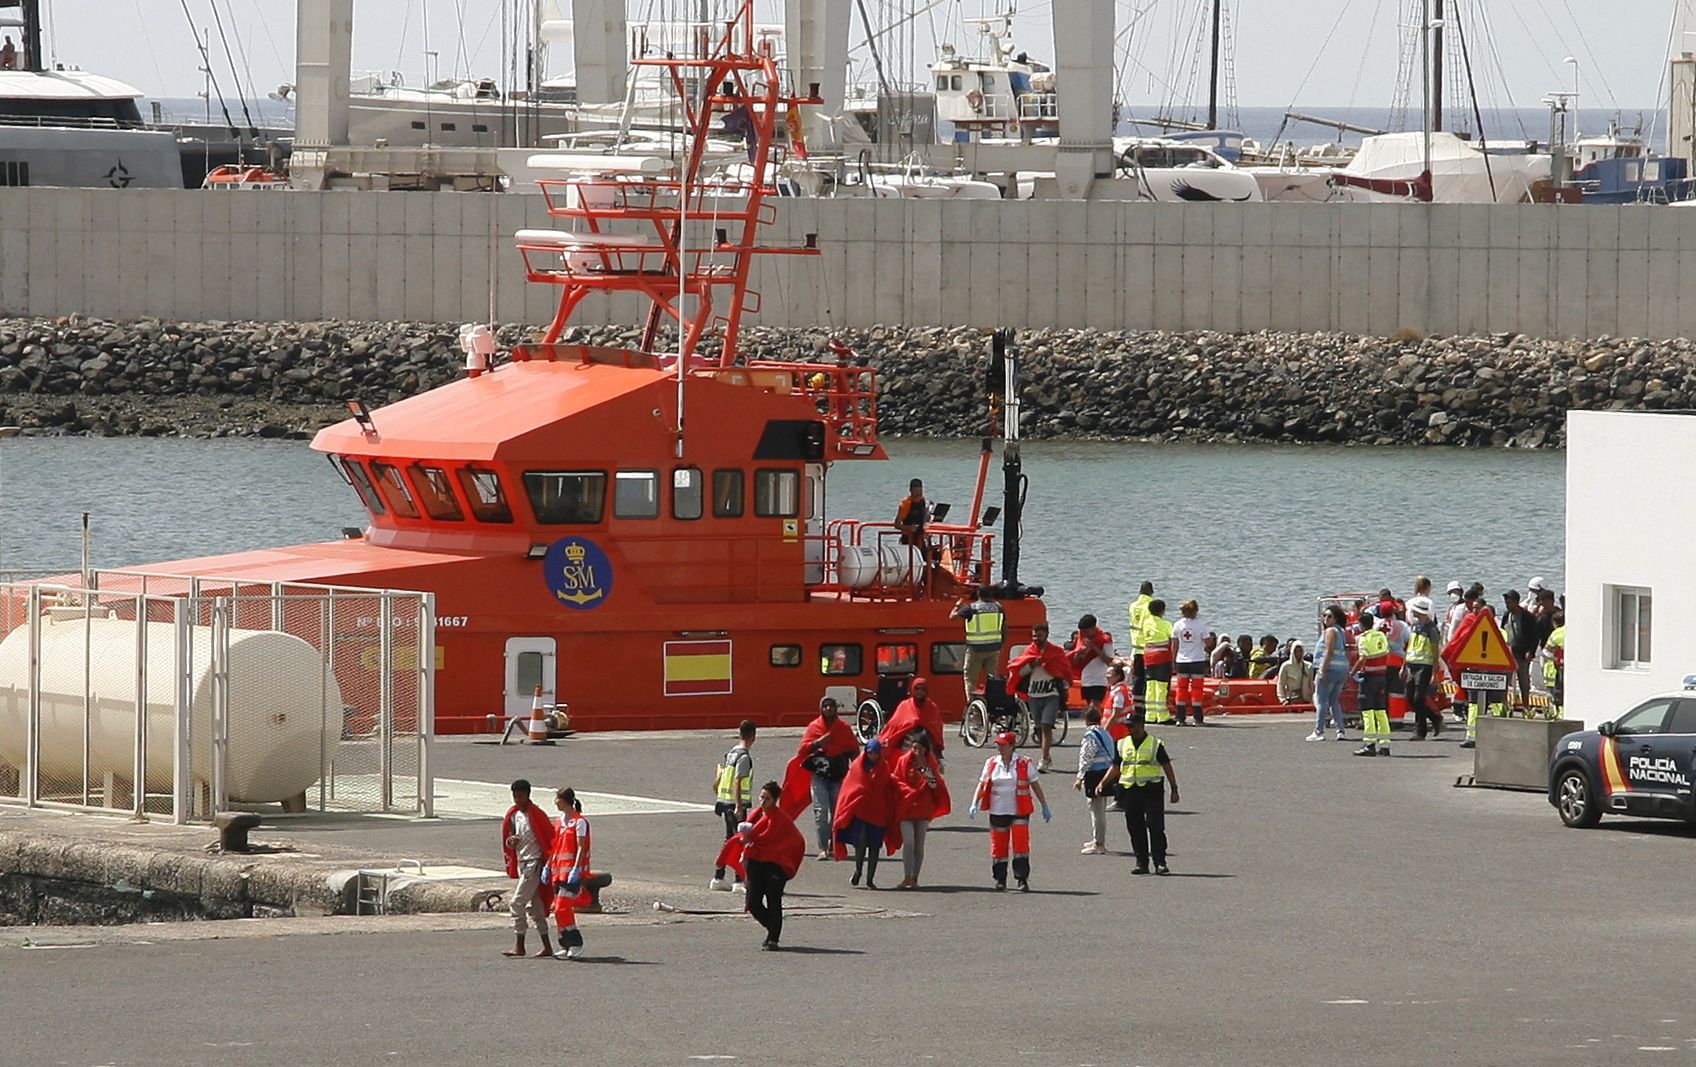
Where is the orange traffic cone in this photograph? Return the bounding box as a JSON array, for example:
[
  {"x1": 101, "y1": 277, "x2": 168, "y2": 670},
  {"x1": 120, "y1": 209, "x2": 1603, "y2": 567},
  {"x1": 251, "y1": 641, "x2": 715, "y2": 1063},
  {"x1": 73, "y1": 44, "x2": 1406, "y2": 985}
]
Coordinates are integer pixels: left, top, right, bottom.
[{"x1": 527, "y1": 686, "x2": 554, "y2": 745}]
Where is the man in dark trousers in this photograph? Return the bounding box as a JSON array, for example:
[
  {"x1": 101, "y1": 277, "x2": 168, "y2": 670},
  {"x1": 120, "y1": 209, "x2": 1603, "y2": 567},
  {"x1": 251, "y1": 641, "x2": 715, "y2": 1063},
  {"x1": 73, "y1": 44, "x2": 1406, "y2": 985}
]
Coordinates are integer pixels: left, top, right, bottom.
[
  {"x1": 1096, "y1": 715, "x2": 1180, "y2": 875},
  {"x1": 1501, "y1": 590, "x2": 1540, "y2": 704}
]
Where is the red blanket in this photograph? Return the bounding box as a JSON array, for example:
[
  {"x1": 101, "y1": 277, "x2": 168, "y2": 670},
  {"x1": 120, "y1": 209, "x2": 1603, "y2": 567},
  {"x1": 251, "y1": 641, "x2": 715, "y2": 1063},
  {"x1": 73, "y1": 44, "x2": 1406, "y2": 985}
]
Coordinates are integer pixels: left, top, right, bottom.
[
  {"x1": 893, "y1": 746, "x2": 951, "y2": 823},
  {"x1": 715, "y1": 805, "x2": 807, "y2": 881},
  {"x1": 1068, "y1": 629, "x2": 1113, "y2": 672},
  {"x1": 1006, "y1": 641, "x2": 1075, "y2": 696},
  {"x1": 779, "y1": 715, "x2": 861, "y2": 820},
  {"x1": 878, "y1": 696, "x2": 945, "y2": 753},
  {"x1": 501, "y1": 801, "x2": 556, "y2": 879},
  {"x1": 831, "y1": 753, "x2": 902, "y2": 858}
]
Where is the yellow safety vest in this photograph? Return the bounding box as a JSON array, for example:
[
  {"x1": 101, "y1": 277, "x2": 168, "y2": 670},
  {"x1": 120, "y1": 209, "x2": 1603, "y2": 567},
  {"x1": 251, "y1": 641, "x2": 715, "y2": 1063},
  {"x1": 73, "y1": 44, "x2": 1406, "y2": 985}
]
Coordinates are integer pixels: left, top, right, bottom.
[
  {"x1": 1406, "y1": 628, "x2": 1437, "y2": 666},
  {"x1": 1357, "y1": 629, "x2": 1389, "y2": 672},
  {"x1": 715, "y1": 744, "x2": 752, "y2": 805},
  {"x1": 1543, "y1": 626, "x2": 1565, "y2": 684},
  {"x1": 1117, "y1": 733, "x2": 1165, "y2": 787},
  {"x1": 1127, "y1": 595, "x2": 1152, "y2": 651},
  {"x1": 1138, "y1": 614, "x2": 1174, "y2": 660},
  {"x1": 962, "y1": 601, "x2": 1005, "y2": 648}
]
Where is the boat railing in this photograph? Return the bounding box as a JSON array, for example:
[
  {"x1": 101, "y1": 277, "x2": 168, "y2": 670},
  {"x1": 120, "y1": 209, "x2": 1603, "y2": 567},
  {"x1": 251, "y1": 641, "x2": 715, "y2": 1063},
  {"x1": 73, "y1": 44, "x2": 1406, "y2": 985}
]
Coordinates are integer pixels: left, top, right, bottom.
[
  {"x1": 1016, "y1": 92, "x2": 1058, "y2": 121},
  {"x1": 741, "y1": 360, "x2": 880, "y2": 455},
  {"x1": 808, "y1": 520, "x2": 995, "y2": 598},
  {"x1": 0, "y1": 113, "x2": 150, "y2": 131}
]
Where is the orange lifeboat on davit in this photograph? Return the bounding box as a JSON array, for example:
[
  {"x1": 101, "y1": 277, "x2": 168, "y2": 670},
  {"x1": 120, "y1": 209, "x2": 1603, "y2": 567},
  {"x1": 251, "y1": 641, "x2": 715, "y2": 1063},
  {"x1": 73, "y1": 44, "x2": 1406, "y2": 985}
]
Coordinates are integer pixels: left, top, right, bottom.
[
  {"x1": 201, "y1": 165, "x2": 290, "y2": 190},
  {"x1": 131, "y1": 3, "x2": 1049, "y2": 735}
]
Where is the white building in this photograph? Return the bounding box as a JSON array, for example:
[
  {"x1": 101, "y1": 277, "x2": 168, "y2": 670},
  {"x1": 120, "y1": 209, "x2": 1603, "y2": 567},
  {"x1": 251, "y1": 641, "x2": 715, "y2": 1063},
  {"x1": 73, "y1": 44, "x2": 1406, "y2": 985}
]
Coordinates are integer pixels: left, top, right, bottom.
[{"x1": 1565, "y1": 410, "x2": 1695, "y2": 721}]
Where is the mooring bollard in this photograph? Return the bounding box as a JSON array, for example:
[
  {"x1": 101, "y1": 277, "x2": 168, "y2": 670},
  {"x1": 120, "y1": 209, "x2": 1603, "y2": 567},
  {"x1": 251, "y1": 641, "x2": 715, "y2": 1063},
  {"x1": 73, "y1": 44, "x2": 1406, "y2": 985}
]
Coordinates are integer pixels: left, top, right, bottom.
[{"x1": 213, "y1": 812, "x2": 263, "y2": 852}]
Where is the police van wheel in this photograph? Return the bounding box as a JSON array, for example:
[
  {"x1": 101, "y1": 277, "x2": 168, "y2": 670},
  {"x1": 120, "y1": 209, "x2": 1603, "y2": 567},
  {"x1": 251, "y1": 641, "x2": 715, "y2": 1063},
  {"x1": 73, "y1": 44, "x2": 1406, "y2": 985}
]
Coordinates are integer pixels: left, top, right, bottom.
[
  {"x1": 1556, "y1": 767, "x2": 1601, "y2": 828},
  {"x1": 855, "y1": 700, "x2": 883, "y2": 744},
  {"x1": 962, "y1": 700, "x2": 991, "y2": 748}
]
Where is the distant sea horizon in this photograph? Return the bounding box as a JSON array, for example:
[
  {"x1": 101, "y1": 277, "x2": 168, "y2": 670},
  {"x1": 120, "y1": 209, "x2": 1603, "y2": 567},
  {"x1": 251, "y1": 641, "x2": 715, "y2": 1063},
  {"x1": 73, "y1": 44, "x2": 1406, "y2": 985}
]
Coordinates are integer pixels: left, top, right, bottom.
[{"x1": 150, "y1": 96, "x2": 1670, "y2": 152}]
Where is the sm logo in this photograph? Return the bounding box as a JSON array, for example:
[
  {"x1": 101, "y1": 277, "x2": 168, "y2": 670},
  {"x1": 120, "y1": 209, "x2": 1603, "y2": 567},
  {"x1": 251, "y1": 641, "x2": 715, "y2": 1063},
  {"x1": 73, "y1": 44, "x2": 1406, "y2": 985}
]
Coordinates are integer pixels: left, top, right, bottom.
[{"x1": 542, "y1": 537, "x2": 614, "y2": 610}]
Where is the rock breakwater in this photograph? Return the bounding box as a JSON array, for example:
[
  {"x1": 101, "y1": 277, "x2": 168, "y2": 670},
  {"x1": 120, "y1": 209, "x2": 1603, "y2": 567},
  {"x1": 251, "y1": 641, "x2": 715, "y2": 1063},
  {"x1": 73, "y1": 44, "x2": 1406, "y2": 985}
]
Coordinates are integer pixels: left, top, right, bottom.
[{"x1": 2, "y1": 316, "x2": 1692, "y2": 447}]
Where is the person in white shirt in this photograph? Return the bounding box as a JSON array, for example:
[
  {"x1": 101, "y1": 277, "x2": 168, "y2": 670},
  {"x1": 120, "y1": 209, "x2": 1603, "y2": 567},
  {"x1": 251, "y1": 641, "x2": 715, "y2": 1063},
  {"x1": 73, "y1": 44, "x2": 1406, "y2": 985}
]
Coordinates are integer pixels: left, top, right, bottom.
[
  {"x1": 1172, "y1": 600, "x2": 1211, "y2": 726},
  {"x1": 1067, "y1": 614, "x2": 1116, "y2": 725},
  {"x1": 969, "y1": 732, "x2": 1051, "y2": 891}
]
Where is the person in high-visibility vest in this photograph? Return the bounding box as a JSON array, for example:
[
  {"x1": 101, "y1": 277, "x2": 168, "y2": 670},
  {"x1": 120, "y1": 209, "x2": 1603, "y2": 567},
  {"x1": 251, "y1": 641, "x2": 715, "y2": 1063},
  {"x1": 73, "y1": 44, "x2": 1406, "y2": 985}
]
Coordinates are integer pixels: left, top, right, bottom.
[
  {"x1": 1103, "y1": 663, "x2": 1135, "y2": 740},
  {"x1": 1096, "y1": 714, "x2": 1180, "y2": 875},
  {"x1": 1403, "y1": 597, "x2": 1443, "y2": 739},
  {"x1": 1126, "y1": 581, "x2": 1154, "y2": 707},
  {"x1": 1542, "y1": 611, "x2": 1566, "y2": 719},
  {"x1": 1353, "y1": 613, "x2": 1392, "y2": 757},
  {"x1": 952, "y1": 586, "x2": 1006, "y2": 706},
  {"x1": 1137, "y1": 599, "x2": 1176, "y2": 724},
  {"x1": 547, "y1": 786, "x2": 593, "y2": 959},
  {"x1": 710, "y1": 719, "x2": 757, "y2": 891},
  {"x1": 968, "y1": 731, "x2": 1051, "y2": 891}
]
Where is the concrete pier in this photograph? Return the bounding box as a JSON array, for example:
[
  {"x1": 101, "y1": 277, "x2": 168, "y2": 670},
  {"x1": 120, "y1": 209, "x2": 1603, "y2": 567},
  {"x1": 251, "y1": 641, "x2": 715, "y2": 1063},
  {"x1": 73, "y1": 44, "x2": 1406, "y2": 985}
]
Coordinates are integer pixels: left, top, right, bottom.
[{"x1": 1, "y1": 188, "x2": 1692, "y2": 339}]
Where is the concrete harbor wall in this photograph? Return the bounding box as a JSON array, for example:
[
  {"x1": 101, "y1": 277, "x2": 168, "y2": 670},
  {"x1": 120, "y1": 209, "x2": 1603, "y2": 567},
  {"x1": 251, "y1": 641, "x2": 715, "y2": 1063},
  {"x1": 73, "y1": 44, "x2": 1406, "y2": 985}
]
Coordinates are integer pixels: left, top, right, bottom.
[{"x1": 1, "y1": 187, "x2": 1693, "y2": 340}]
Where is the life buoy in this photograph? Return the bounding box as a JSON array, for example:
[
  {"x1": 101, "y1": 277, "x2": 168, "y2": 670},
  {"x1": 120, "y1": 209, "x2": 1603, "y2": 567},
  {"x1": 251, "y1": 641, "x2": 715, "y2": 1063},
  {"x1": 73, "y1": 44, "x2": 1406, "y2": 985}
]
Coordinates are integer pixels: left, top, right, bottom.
[{"x1": 966, "y1": 89, "x2": 984, "y2": 112}]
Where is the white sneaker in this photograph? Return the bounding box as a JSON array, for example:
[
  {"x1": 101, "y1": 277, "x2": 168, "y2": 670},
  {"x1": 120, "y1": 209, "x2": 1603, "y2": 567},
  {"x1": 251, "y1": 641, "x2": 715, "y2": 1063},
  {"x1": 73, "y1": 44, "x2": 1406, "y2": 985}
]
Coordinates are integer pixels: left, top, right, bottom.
[
  {"x1": 553, "y1": 948, "x2": 570, "y2": 959},
  {"x1": 565, "y1": 946, "x2": 583, "y2": 959},
  {"x1": 731, "y1": 881, "x2": 746, "y2": 893},
  {"x1": 708, "y1": 877, "x2": 731, "y2": 891},
  {"x1": 1305, "y1": 730, "x2": 1324, "y2": 742}
]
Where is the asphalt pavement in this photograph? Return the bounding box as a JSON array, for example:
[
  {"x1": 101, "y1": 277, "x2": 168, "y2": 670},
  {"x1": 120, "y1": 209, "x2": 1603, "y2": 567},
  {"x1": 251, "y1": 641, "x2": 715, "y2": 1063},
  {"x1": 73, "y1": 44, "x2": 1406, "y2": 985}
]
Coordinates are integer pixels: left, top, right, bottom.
[{"x1": 6, "y1": 714, "x2": 1696, "y2": 1066}]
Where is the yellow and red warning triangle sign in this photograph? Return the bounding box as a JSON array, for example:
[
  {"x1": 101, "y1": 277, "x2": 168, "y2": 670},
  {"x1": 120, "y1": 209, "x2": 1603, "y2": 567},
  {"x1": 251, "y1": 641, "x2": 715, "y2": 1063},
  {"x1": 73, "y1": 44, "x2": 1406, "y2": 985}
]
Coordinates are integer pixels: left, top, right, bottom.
[{"x1": 1445, "y1": 611, "x2": 1517, "y2": 672}]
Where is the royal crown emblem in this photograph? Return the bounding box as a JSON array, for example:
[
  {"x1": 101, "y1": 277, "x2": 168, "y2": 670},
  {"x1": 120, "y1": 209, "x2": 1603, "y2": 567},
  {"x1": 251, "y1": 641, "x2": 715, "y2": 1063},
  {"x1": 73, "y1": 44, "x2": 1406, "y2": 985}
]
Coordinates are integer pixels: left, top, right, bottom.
[{"x1": 565, "y1": 543, "x2": 587, "y2": 564}]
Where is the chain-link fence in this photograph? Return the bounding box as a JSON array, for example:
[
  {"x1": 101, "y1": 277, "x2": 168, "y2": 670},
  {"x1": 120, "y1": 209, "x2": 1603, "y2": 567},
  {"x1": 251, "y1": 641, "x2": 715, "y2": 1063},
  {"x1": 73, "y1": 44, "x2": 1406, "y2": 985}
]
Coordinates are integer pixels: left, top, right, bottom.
[{"x1": 0, "y1": 572, "x2": 435, "y2": 823}]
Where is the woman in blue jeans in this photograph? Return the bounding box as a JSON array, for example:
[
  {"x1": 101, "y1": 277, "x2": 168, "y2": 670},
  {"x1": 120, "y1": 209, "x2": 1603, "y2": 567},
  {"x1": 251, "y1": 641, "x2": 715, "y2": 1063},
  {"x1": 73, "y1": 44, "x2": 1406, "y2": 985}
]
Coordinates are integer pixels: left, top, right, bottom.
[{"x1": 1307, "y1": 605, "x2": 1352, "y2": 741}]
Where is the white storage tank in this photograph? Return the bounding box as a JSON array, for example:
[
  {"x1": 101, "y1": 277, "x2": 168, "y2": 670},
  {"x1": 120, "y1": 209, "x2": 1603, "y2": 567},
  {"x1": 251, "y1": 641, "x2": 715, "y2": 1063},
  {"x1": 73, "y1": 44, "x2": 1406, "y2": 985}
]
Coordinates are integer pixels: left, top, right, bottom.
[{"x1": 0, "y1": 612, "x2": 342, "y2": 804}]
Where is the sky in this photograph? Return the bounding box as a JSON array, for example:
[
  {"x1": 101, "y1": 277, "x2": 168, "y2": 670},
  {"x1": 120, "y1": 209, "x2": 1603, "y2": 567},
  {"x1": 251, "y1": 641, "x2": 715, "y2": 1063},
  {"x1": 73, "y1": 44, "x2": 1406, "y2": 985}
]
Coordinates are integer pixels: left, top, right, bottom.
[{"x1": 26, "y1": 0, "x2": 1680, "y2": 113}]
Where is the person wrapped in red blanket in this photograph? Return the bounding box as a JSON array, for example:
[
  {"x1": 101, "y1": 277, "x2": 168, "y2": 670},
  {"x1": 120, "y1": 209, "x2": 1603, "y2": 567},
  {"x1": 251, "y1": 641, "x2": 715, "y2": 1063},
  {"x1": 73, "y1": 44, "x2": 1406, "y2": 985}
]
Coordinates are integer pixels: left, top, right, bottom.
[
  {"x1": 830, "y1": 739, "x2": 901, "y2": 888},
  {"x1": 892, "y1": 731, "x2": 950, "y2": 888},
  {"x1": 877, "y1": 676, "x2": 945, "y2": 755},
  {"x1": 500, "y1": 779, "x2": 557, "y2": 959},
  {"x1": 1006, "y1": 623, "x2": 1076, "y2": 772},
  {"x1": 778, "y1": 696, "x2": 861, "y2": 857},
  {"x1": 714, "y1": 779, "x2": 805, "y2": 950}
]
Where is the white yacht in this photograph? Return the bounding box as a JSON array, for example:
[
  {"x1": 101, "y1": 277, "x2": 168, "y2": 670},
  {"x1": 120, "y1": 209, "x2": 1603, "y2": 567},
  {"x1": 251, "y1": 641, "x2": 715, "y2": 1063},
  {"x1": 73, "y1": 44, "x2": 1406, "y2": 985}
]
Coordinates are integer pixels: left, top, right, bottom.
[{"x1": 929, "y1": 13, "x2": 1058, "y2": 143}]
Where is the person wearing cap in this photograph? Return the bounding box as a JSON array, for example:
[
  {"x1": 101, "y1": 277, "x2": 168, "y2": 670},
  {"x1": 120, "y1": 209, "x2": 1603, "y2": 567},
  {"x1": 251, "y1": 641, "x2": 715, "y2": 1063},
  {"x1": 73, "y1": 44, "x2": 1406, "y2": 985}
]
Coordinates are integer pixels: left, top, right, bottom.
[
  {"x1": 895, "y1": 478, "x2": 929, "y2": 547},
  {"x1": 969, "y1": 730, "x2": 1051, "y2": 890},
  {"x1": 792, "y1": 696, "x2": 860, "y2": 860},
  {"x1": 1404, "y1": 597, "x2": 1443, "y2": 739},
  {"x1": 1440, "y1": 580, "x2": 1467, "y2": 652},
  {"x1": 1096, "y1": 714, "x2": 1179, "y2": 875},
  {"x1": 1352, "y1": 613, "x2": 1393, "y2": 757}
]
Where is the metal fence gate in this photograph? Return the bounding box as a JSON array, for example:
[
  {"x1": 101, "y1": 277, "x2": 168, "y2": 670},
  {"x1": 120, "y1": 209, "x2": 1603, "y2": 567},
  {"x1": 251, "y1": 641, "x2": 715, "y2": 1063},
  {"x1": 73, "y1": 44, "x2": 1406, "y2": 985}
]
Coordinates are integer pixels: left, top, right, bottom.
[{"x1": 0, "y1": 571, "x2": 435, "y2": 823}]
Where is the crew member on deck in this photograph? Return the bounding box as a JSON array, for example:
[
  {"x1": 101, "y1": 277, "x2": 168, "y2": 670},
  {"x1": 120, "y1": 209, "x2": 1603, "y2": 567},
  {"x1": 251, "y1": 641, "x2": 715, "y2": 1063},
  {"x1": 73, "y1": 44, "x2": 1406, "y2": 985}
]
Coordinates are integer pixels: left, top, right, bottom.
[
  {"x1": 953, "y1": 585, "x2": 1006, "y2": 705},
  {"x1": 895, "y1": 478, "x2": 930, "y2": 546}
]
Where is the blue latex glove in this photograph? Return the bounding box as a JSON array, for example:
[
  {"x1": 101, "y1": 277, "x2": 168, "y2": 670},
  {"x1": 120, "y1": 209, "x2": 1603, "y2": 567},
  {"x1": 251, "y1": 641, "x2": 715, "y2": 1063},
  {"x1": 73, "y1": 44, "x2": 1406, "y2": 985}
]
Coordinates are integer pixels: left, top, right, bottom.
[
  {"x1": 540, "y1": 865, "x2": 553, "y2": 885},
  {"x1": 967, "y1": 803, "x2": 979, "y2": 819},
  {"x1": 1040, "y1": 804, "x2": 1053, "y2": 823}
]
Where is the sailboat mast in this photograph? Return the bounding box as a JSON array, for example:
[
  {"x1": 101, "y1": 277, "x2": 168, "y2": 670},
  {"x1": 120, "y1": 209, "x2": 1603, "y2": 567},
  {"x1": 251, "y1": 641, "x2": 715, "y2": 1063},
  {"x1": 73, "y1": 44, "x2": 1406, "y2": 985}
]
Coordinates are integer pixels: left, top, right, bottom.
[
  {"x1": 1206, "y1": 0, "x2": 1221, "y2": 130},
  {"x1": 1431, "y1": 0, "x2": 1444, "y2": 132}
]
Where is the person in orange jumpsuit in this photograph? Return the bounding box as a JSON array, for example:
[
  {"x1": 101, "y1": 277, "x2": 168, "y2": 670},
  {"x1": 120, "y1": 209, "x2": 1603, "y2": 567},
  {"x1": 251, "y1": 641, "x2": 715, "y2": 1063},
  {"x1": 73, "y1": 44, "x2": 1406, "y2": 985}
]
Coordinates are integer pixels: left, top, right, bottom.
[{"x1": 546, "y1": 786, "x2": 593, "y2": 960}]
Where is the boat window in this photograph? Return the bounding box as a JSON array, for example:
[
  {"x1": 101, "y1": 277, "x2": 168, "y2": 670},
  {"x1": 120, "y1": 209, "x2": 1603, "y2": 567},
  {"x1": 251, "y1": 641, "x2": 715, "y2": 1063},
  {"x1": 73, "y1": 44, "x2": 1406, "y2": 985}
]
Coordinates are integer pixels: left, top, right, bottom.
[
  {"x1": 876, "y1": 643, "x2": 919, "y2": 676},
  {"x1": 820, "y1": 643, "x2": 863, "y2": 676},
  {"x1": 411, "y1": 121, "x2": 426, "y2": 130},
  {"x1": 754, "y1": 468, "x2": 800, "y2": 517},
  {"x1": 951, "y1": 75, "x2": 962, "y2": 91},
  {"x1": 515, "y1": 651, "x2": 545, "y2": 695},
  {"x1": 370, "y1": 462, "x2": 421, "y2": 519},
  {"x1": 456, "y1": 467, "x2": 514, "y2": 523},
  {"x1": 0, "y1": 161, "x2": 27, "y2": 188},
  {"x1": 614, "y1": 471, "x2": 660, "y2": 519},
  {"x1": 441, "y1": 122, "x2": 457, "y2": 132},
  {"x1": 770, "y1": 644, "x2": 802, "y2": 668},
  {"x1": 524, "y1": 471, "x2": 607, "y2": 524},
  {"x1": 930, "y1": 642, "x2": 968, "y2": 675},
  {"x1": 713, "y1": 469, "x2": 744, "y2": 518},
  {"x1": 936, "y1": 75, "x2": 948, "y2": 91},
  {"x1": 410, "y1": 465, "x2": 464, "y2": 521},
  {"x1": 339, "y1": 457, "x2": 386, "y2": 516},
  {"x1": 672, "y1": 467, "x2": 704, "y2": 520}
]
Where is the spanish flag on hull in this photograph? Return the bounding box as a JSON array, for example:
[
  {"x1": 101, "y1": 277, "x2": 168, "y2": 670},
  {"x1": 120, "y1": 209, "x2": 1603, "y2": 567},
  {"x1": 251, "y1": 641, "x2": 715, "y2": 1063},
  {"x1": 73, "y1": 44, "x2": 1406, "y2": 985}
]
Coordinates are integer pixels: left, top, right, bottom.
[{"x1": 664, "y1": 640, "x2": 733, "y2": 697}]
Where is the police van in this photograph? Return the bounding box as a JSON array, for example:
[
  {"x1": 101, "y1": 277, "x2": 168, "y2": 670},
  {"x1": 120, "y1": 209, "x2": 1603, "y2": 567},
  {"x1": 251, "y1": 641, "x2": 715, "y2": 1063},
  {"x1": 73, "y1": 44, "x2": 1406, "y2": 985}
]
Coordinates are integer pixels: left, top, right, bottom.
[{"x1": 1549, "y1": 682, "x2": 1696, "y2": 828}]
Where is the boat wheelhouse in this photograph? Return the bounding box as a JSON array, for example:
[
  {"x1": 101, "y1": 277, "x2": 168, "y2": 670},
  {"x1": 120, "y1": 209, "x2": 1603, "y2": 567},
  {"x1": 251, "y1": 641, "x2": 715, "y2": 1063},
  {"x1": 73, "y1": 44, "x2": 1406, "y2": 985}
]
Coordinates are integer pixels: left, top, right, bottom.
[{"x1": 127, "y1": 0, "x2": 1047, "y2": 734}]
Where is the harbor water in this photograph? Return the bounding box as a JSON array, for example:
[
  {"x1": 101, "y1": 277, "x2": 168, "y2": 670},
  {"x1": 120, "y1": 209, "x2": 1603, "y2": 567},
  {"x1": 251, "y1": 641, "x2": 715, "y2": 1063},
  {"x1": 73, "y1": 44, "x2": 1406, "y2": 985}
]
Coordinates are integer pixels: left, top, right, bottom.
[{"x1": 0, "y1": 436, "x2": 1563, "y2": 644}]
